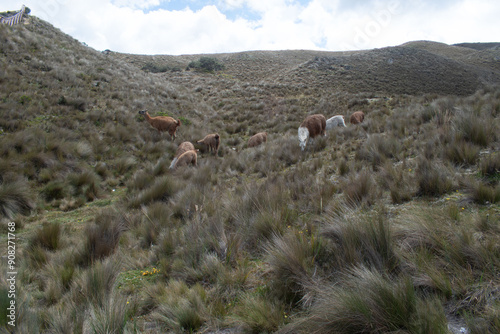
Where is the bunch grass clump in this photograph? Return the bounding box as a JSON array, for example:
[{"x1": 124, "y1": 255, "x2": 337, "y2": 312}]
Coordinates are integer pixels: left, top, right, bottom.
[
  {"x1": 30, "y1": 221, "x2": 61, "y2": 251},
  {"x1": 280, "y1": 267, "x2": 448, "y2": 334},
  {"x1": 479, "y1": 153, "x2": 500, "y2": 181},
  {"x1": 0, "y1": 178, "x2": 35, "y2": 219},
  {"x1": 127, "y1": 175, "x2": 180, "y2": 208},
  {"x1": 341, "y1": 169, "x2": 379, "y2": 206},
  {"x1": 468, "y1": 180, "x2": 500, "y2": 204},
  {"x1": 321, "y1": 208, "x2": 400, "y2": 273},
  {"x1": 151, "y1": 280, "x2": 208, "y2": 332},
  {"x1": 230, "y1": 293, "x2": 286, "y2": 333},
  {"x1": 264, "y1": 230, "x2": 321, "y2": 306},
  {"x1": 416, "y1": 157, "x2": 454, "y2": 197},
  {"x1": 78, "y1": 209, "x2": 126, "y2": 266}
]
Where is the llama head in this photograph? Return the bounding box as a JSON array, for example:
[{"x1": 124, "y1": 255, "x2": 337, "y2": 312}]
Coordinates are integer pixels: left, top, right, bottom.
[
  {"x1": 298, "y1": 127, "x2": 309, "y2": 151},
  {"x1": 340, "y1": 115, "x2": 346, "y2": 127}
]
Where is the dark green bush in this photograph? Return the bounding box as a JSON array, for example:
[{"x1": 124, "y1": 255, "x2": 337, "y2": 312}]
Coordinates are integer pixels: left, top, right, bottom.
[{"x1": 187, "y1": 57, "x2": 225, "y2": 72}]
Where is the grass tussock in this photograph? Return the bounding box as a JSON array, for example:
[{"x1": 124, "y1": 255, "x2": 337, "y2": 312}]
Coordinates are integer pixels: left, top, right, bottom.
[
  {"x1": 479, "y1": 153, "x2": 500, "y2": 181},
  {"x1": 151, "y1": 280, "x2": 208, "y2": 333},
  {"x1": 468, "y1": 180, "x2": 500, "y2": 204},
  {"x1": 416, "y1": 157, "x2": 454, "y2": 197},
  {"x1": 85, "y1": 291, "x2": 131, "y2": 334},
  {"x1": 280, "y1": 267, "x2": 448, "y2": 334},
  {"x1": 321, "y1": 208, "x2": 400, "y2": 273},
  {"x1": 0, "y1": 178, "x2": 35, "y2": 219},
  {"x1": 264, "y1": 231, "x2": 321, "y2": 306},
  {"x1": 230, "y1": 293, "x2": 286, "y2": 333},
  {"x1": 378, "y1": 161, "x2": 416, "y2": 204},
  {"x1": 127, "y1": 175, "x2": 180, "y2": 208},
  {"x1": 78, "y1": 209, "x2": 126, "y2": 266},
  {"x1": 342, "y1": 169, "x2": 379, "y2": 206},
  {"x1": 30, "y1": 221, "x2": 61, "y2": 251},
  {"x1": 453, "y1": 108, "x2": 497, "y2": 147}
]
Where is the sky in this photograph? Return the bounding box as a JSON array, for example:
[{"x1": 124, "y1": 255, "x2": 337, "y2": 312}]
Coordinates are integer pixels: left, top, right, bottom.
[{"x1": 4, "y1": 0, "x2": 500, "y2": 55}]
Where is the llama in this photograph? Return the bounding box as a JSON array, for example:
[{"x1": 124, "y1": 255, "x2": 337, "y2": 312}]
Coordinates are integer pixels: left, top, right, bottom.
[
  {"x1": 138, "y1": 110, "x2": 181, "y2": 140},
  {"x1": 172, "y1": 150, "x2": 197, "y2": 169},
  {"x1": 350, "y1": 111, "x2": 365, "y2": 124},
  {"x1": 298, "y1": 114, "x2": 326, "y2": 151},
  {"x1": 325, "y1": 115, "x2": 347, "y2": 130},
  {"x1": 169, "y1": 141, "x2": 195, "y2": 169},
  {"x1": 247, "y1": 132, "x2": 267, "y2": 148},
  {"x1": 197, "y1": 133, "x2": 220, "y2": 156}
]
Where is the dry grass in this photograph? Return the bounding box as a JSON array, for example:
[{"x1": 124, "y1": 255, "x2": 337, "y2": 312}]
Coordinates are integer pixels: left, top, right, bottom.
[
  {"x1": 279, "y1": 267, "x2": 447, "y2": 334},
  {"x1": 1, "y1": 16, "x2": 499, "y2": 333}
]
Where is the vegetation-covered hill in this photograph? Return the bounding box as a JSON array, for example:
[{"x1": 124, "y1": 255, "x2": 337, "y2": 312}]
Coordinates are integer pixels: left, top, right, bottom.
[{"x1": 1, "y1": 15, "x2": 499, "y2": 333}]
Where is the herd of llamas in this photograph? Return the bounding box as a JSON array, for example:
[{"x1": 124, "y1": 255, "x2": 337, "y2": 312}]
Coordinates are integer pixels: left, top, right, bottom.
[{"x1": 138, "y1": 110, "x2": 365, "y2": 169}]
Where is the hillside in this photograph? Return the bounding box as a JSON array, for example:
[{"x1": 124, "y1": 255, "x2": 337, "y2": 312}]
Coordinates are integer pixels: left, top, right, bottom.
[
  {"x1": 454, "y1": 42, "x2": 500, "y2": 51},
  {"x1": 1, "y1": 15, "x2": 500, "y2": 334},
  {"x1": 114, "y1": 40, "x2": 500, "y2": 97}
]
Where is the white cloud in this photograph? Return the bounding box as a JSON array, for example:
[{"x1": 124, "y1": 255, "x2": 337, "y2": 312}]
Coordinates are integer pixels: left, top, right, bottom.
[
  {"x1": 111, "y1": 0, "x2": 161, "y2": 10},
  {"x1": 7, "y1": 0, "x2": 500, "y2": 54}
]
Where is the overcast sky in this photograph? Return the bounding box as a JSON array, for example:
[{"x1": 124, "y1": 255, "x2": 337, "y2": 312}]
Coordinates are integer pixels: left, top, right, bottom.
[{"x1": 6, "y1": 0, "x2": 500, "y2": 55}]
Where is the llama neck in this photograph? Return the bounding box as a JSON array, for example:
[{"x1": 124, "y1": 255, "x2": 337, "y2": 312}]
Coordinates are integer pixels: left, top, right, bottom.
[{"x1": 298, "y1": 127, "x2": 309, "y2": 141}]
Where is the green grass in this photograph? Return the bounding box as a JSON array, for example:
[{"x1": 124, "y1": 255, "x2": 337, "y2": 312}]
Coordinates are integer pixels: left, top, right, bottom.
[{"x1": 116, "y1": 267, "x2": 162, "y2": 292}]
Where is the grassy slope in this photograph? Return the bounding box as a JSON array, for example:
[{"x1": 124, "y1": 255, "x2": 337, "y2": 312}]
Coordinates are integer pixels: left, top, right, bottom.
[{"x1": 1, "y1": 16, "x2": 500, "y2": 333}]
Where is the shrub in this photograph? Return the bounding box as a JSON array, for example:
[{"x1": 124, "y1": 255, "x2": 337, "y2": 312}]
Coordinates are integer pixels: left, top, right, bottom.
[
  {"x1": 187, "y1": 57, "x2": 225, "y2": 72},
  {"x1": 18, "y1": 94, "x2": 32, "y2": 105}
]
